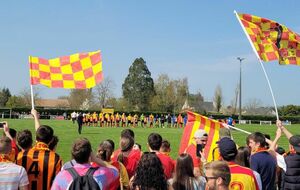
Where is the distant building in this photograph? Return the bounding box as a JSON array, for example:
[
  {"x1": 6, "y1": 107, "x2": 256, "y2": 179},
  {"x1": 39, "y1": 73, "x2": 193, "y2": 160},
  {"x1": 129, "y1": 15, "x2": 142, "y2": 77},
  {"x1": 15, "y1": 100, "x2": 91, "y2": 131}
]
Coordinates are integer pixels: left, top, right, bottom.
[
  {"x1": 200, "y1": 101, "x2": 214, "y2": 112},
  {"x1": 35, "y1": 99, "x2": 70, "y2": 109}
]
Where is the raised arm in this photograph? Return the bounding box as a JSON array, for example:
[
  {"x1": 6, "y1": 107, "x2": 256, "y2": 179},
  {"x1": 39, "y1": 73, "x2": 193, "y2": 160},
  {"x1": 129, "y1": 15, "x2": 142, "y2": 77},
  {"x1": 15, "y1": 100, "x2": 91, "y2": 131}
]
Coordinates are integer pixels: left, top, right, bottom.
[
  {"x1": 31, "y1": 109, "x2": 40, "y2": 131},
  {"x1": 3, "y1": 121, "x2": 13, "y2": 140},
  {"x1": 269, "y1": 127, "x2": 282, "y2": 151},
  {"x1": 277, "y1": 120, "x2": 293, "y2": 140}
]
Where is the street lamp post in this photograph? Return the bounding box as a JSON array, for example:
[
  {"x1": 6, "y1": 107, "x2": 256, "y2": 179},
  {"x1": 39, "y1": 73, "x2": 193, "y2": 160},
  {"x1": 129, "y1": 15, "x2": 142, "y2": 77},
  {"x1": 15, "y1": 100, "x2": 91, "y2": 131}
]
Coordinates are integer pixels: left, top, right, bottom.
[{"x1": 237, "y1": 57, "x2": 245, "y2": 122}]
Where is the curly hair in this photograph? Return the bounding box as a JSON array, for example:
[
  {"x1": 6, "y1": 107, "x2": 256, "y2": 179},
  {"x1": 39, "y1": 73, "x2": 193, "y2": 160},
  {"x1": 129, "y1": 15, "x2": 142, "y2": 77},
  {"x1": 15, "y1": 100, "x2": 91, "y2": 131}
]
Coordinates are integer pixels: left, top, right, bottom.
[{"x1": 132, "y1": 152, "x2": 167, "y2": 190}]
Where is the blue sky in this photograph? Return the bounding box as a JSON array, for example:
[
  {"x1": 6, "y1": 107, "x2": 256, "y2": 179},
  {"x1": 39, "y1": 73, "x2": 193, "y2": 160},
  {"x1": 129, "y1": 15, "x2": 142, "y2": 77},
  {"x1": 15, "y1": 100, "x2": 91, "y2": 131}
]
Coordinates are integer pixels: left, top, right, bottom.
[{"x1": 0, "y1": 1, "x2": 300, "y2": 106}]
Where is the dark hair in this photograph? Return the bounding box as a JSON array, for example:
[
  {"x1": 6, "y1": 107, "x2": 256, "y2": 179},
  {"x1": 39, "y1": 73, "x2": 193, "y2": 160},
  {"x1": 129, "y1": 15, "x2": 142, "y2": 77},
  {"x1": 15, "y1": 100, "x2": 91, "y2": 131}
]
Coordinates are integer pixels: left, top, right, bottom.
[
  {"x1": 98, "y1": 140, "x2": 114, "y2": 161},
  {"x1": 121, "y1": 129, "x2": 135, "y2": 139},
  {"x1": 9, "y1": 128, "x2": 17, "y2": 138},
  {"x1": 36, "y1": 125, "x2": 54, "y2": 144},
  {"x1": 172, "y1": 153, "x2": 195, "y2": 190},
  {"x1": 48, "y1": 135, "x2": 59, "y2": 151},
  {"x1": 106, "y1": 139, "x2": 115, "y2": 150},
  {"x1": 17, "y1": 130, "x2": 33, "y2": 150},
  {"x1": 235, "y1": 146, "x2": 250, "y2": 168},
  {"x1": 133, "y1": 153, "x2": 168, "y2": 190},
  {"x1": 134, "y1": 143, "x2": 142, "y2": 150},
  {"x1": 160, "y1": 140, "x2": 170, "y2": 152},
  {"x1": 148, "y1": 133, "x2": 162, "y2": 151},
  {"x1": 71, "y1": 138, "x2": 92, "y2": 164},
  {"x1": 247, "y1": 132, "x2": 266, "y2": 148},
  {"x1": 117, "y1": 136, "x2": 134, "y2": 164}
]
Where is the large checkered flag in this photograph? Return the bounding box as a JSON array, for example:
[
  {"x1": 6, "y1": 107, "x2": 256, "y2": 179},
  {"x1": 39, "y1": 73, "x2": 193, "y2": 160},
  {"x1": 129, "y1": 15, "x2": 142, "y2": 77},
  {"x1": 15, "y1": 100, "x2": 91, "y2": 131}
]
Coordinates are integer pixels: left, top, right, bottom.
[
  {"x1": 234, "y1": 11, "x2": 300, "y2": 120},
  {"x1": 29, "y1": 50, "x2": 103, "y2": 108}
]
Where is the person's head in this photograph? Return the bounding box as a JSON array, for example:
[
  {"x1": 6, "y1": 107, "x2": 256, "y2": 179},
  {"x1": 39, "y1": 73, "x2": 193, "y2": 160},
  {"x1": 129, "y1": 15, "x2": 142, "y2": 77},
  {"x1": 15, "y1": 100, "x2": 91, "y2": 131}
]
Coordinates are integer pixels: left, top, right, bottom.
[
  {"x1": 0, "y1": 136, "x2": 12, "y2": 154},
  {"x1": 247, "y1": 132, "x2": 266, "y2": 152},
  {"x1": 8, "y1": 128, "x2": 17, "y2": 140},
  {"x1": 133, "y1": 143, "x2": 141, "y2": 151},
  {"x1": 235, "y1": 146, "x2": 250, "y2": 168},
  {"x1": 117, "y1": 135, "x2": 135, "y2": 163},
  {"x1": 121, "y1": 129, "x2": 135, "y2": 139},
  {"x1": 48, "y1": 135, "x2": 59, "y2": 151},
  {"x1": 289, "y1": 135, "x2": 300, "y2": 153},
  {"x1": 204, "y1": 161, "x2": 231, "y2": 190},
  {"x1": 173, "y1": 153, "x2": 195, "y2": 190},
  {"x1": 217, "y1": 137, "x2": 237, "y2": 162},
  {"x1": 36, "y1": 125, "x2": 54, "y2": 144},
  {"x1": 133, "y1": 152, "x2": 167, "y2": 190},
  {"x1": 276, "y1": 147, "x2": 286, "y2": 155},
  {"x1": 97, "y1": 139, "x2": 114, "y2": 161},
  {"x1": 71, "y1": 138, "x2": 92, "y2": 164},
  {"x1": 264, "y1": 134, "x2": 271, "y2": 149},
  {"x1": 160, "y1": 139, "x2": 171, "y2": 153},
  {"x1": 194, "y1": 129, "x2": 208, "y2": 146},
  {"x1": 148, "y1": 133, "x2": 162, "y2": 151},
  {"x1": 17, "y1": 129, "x2": 33, "y2": 151}
]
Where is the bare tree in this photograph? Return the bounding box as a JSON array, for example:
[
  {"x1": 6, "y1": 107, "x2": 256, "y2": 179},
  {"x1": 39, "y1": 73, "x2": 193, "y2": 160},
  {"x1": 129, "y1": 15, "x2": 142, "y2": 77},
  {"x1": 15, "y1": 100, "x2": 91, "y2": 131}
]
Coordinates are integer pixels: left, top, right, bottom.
[
  {"x1": 18, "y1": 87, "x2": 41, "y2": 107},
  {"x1": 94, "y1": 77, "x2": 116, "y2": 109},
  {"x1": 68, "y1": 89, "x2": 93, "y2": 109},
  {"x1": 244, "y1": 98, "x2": 263, "y2": 115},
  {"x1": 213, "y1": 85, "x2": 223, "y2": 113}
]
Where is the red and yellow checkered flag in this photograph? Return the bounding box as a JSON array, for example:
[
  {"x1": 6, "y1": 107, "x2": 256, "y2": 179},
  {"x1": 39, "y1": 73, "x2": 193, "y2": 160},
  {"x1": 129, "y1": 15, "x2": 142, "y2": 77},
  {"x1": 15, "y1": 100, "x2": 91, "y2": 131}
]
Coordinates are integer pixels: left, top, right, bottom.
[
  {"x1": 29, "y1": 50, "x2": 103, "y2": 89},
  {"x1": 238, "y1": 13, "x2": 300, "y2": 66}
]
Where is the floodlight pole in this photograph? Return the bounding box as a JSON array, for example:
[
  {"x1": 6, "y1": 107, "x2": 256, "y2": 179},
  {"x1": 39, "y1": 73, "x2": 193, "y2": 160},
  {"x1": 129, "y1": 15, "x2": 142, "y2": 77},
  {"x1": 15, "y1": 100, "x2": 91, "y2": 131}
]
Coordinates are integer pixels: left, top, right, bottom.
[{"x1": 237, "y1": 57, "x2": 245, "y2": 122}]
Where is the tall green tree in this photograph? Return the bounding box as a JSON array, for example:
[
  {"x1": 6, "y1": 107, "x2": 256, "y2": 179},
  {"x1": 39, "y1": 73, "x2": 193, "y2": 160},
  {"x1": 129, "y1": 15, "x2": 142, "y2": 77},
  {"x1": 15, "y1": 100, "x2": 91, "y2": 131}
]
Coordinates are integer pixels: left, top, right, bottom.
[
  {"x1": 0, "y1": 87, "x2": 11, "y2": 107},
  {"x1": 122, "y1": 58, "x2": 155, "y2": 111}
]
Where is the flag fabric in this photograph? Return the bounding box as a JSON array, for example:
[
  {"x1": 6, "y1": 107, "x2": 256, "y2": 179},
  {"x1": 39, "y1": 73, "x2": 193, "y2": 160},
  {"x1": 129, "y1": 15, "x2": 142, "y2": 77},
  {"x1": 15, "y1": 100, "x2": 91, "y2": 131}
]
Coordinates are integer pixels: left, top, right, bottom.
[
  {"x1": 179, "y1": 111, "x2": 224, "y2": 162},
  {"x1": 29, "y1": 50, "x2": 103, "y2": 89},
  {"x1": 238, "y1": 13, "x2": 300, "y2": 65}
]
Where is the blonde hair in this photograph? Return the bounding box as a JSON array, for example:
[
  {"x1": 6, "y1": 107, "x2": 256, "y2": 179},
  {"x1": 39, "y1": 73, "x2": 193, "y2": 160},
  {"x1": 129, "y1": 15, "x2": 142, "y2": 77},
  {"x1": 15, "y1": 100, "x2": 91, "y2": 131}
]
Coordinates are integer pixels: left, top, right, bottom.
[{"x1": 204, "y1": 161, "x2": 231, "y2": 186}]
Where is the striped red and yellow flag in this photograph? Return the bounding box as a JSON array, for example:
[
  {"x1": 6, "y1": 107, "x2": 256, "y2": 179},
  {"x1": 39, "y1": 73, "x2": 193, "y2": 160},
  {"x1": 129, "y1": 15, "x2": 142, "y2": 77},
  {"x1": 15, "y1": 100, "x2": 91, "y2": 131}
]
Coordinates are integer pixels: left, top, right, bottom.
[
  {"x1": 238, "y1": 13, "x2": 300, "y2": 65},
  {"x1": 29, "y1": 50, "x2": 103, "y2": 89},
  {"x1": 179, "y1": 111, "x2": 224, "y2": 162}
]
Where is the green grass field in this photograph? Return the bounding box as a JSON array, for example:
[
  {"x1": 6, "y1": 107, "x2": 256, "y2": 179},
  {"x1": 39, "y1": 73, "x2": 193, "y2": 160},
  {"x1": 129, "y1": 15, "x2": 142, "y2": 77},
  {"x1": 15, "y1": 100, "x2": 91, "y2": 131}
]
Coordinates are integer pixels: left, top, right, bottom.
[{"x1": 1, "y1": 119, "x2": 299, "y2": 162}]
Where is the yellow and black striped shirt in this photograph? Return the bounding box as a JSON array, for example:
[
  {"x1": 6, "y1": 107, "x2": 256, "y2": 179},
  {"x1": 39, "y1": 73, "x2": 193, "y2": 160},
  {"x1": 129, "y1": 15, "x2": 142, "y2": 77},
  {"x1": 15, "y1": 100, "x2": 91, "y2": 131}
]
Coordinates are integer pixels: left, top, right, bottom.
[{"x1": 17, "y1": 142, "x2": 62, "y2": 190}]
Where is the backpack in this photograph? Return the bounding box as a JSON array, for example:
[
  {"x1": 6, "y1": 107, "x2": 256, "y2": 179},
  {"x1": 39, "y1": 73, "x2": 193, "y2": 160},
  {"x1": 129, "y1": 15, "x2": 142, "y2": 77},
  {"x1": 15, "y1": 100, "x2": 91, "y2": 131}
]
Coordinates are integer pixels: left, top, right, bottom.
[{"x1": 67, "y1": 167, "x2": 101, "y2": 190}]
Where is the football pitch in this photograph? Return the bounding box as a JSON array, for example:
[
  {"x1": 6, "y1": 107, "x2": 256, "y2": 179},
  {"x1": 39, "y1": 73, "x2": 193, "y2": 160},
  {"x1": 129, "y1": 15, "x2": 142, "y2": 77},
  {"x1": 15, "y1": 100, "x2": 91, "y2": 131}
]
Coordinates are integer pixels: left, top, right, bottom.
[{"x1": 2, "y1": 119, "x2": 299, "y2": 162}]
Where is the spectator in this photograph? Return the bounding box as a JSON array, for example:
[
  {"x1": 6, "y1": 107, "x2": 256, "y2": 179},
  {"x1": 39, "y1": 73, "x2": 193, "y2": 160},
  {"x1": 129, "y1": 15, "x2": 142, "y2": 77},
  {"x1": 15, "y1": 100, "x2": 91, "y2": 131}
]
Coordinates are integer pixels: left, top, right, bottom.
[
  {"x1": 160, "y1": 139, "x2": 171, "y2": 156},
  {"x1": 2, "y1": 124, "x2": 19, "y2": 162},
  {"x1": 51, "y1": 138, "x2": 119, "y2": 190},
  {"x1": 170, "y1": 153, "x2": 205, "y2": 190},
  {"x1": 131, "y1": 152, "x2": 168, "y2": 190},
  {"x1": 276, "y1": 120, "x2": 300, "y2": 189},
  {"x1": 218, "y1": 137, "x2": 260, "y2": 190},
  {"x1": 48, "y1": 135, "x2": 59, "y2": 151},
  {"x1": 248, "y1": 132, "x2": 276, "y2": 190},
  {"x1": 148, "y1": 133, "x2": 175, "y2": 179},
  {"x1": 17, "y1": 111, "x2": 62, "y2": 190},
  {"x1": 204, "y1": 161, "x2": 231, "y2": 190},
  {"x1": 17, "y1": 129, "x2": 33, "y2": 152},
  {"x1": 114, "y1": 135, "x2": 141, "y2": 179},
  {"x1": 96, "y1": 139, "x2": 129, "y2": 190},
  {"x1": 133, "y1": 143, "x2": 142, "y2": 151},
  {"x1": 184, "y1": 129, "x2": 208, "y2": 177},
  {"x1": 0, "y1": 133, "x2": 29, "y2": 190}
]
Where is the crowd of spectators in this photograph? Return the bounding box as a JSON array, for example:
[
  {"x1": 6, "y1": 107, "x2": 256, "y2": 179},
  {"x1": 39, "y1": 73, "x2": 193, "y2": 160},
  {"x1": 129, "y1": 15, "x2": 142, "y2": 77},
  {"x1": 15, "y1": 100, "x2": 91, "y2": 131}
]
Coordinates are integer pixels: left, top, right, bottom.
[{"x1": 0, "y1": 109, "x2": 299, "y2": 190}]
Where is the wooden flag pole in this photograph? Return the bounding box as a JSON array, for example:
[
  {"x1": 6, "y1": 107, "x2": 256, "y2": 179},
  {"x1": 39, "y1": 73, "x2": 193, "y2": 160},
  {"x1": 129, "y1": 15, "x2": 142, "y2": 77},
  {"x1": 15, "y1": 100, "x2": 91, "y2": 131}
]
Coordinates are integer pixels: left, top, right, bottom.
[{"x1": 234, "y1": 10, "x2": 279, "y2": 120}]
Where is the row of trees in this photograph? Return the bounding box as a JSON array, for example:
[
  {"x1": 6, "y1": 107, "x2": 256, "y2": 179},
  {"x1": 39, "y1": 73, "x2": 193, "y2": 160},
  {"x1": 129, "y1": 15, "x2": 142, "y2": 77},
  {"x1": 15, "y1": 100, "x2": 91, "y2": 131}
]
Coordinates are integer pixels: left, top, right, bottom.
[{"x1": 0, "y1": 57, "x2": 298, "y2": 116}]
